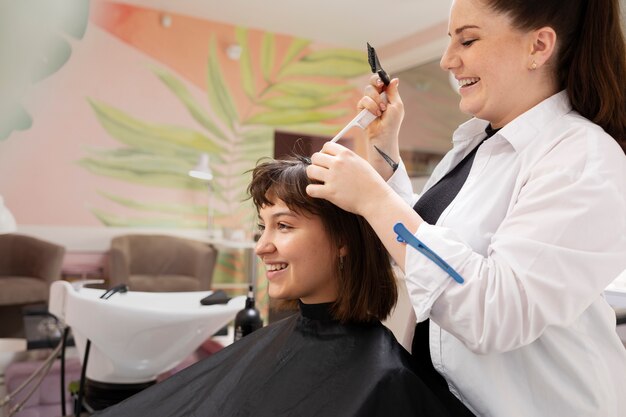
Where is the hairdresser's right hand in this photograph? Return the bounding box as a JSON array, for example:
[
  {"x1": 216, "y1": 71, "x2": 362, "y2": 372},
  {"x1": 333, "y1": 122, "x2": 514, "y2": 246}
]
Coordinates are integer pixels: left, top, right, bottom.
[
  {"x1": 307, "y1": 142, "x2": 394, "y2": 217},
  {"x1": 359, "y1": 75, "x2": 404, "y2": 177}
]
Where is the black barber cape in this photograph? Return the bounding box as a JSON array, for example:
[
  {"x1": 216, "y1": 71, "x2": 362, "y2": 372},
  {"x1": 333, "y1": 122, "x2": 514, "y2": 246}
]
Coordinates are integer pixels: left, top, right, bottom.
[{"x1": 95, "y1": 302, "x2": 464, "y2": 417}]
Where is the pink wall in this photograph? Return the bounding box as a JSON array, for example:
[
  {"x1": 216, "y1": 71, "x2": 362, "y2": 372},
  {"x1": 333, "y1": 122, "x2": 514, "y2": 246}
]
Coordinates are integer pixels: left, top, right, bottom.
[
  {"x1": 0, "y1": 2, "x2": 366, "y2": 228},
  {"x1": 1, "y1": 18, "x2": 205, "y2": 225}
]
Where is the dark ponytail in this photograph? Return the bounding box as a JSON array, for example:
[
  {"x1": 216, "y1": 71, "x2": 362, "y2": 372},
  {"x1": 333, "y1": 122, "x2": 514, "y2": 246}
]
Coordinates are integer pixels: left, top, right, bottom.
[
  {"x1": 486, "y1": 0, "x2": 626, "y2": 152},
  {"x1": 567, "y1": 0, "x2": 625, "y2": 149}
]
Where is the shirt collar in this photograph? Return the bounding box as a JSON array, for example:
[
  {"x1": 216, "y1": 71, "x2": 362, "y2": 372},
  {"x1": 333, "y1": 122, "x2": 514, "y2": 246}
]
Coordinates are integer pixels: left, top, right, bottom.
[
  {"x1": 499, "y1": 90, "x2": 572, "y2": 153},
  {"x1": 452, "y1": 118, "x2": 490, "y2": 148},
  {"x1": 451, "y1": 90, "x2": 572, "y2": 153}
]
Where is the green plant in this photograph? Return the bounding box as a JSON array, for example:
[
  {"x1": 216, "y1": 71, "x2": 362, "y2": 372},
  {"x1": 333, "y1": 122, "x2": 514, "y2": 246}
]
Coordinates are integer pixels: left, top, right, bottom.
[{"x1": 81, "y1": 27, "x2": 369, "y2": 229}]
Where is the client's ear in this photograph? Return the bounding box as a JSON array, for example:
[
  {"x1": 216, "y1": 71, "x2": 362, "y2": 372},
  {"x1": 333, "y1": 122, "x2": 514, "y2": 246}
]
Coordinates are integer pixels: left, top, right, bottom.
[{"x1": 338, "y1": 245, "x2": 348, "y2": 257}]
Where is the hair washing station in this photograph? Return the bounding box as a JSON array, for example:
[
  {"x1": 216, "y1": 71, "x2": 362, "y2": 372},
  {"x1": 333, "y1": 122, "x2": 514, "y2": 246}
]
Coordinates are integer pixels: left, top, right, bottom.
[{"x1": 48, "y1": 280, "x2": 245, "y2": 411}]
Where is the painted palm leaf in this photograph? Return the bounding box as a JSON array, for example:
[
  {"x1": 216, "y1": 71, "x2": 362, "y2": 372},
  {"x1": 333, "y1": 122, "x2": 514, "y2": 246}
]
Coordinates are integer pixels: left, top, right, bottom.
[
  {"x1": 152, "y1": 66, "x2": 229, "y2": 144},
  {"x1": 85, "y1": 26, "x2": 368, "y2": 231}
]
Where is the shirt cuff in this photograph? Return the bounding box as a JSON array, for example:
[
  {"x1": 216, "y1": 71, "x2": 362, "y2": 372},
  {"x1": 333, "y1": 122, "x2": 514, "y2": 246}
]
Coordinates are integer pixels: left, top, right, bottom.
[
  {"x1": 387, "y1": 160, "x2": 415, "y2": 206},
  {"x1": 404, "y1": 222, "x2": 470, "y2": 321}
]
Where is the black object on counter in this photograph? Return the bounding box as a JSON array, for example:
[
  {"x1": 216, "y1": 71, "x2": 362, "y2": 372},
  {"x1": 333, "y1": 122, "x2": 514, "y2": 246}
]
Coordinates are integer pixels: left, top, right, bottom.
[
  {"x1": 200, "y1": 290, "x2": 231, "y2": 305},
  {"x1": 233, "y1": 285, "x2": 263, "y2": 342}
]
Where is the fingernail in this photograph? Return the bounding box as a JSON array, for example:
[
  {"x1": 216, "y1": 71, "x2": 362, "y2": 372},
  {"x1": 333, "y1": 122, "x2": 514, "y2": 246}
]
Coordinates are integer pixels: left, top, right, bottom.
[
  {"x1": 376, "y1": 78, "x2": 384, "y2": 87},
  {"x1": 380, "y1": 102, "x2": 387, "y2": 112}
]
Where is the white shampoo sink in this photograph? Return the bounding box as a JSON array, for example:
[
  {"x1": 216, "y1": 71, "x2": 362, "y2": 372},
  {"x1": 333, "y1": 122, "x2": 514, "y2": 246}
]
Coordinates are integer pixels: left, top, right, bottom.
[{"x1": 49, "y1": 280, "x2": 245, "y2": 384}]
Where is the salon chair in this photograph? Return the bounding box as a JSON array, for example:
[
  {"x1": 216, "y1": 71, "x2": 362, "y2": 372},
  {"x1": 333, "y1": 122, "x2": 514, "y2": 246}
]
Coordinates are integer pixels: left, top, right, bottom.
[
  {"x1": 0, "y1": 234, "x2": 65, "y2": 337},
  {"x1": 108, "y1": 234, "x2": 218, "y2": 292}
]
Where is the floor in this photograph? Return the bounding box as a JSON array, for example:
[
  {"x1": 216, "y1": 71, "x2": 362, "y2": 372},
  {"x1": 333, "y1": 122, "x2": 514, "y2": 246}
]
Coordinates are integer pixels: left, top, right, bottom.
[{"x1": 0, "y1": 340, "x2": 78, "y2": 417}]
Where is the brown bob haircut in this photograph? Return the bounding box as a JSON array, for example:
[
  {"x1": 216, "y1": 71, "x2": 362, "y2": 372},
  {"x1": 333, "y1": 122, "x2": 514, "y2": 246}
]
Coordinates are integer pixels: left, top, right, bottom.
[{"x1": 248, "y1": 156, "x2": 397, "y2": 323}]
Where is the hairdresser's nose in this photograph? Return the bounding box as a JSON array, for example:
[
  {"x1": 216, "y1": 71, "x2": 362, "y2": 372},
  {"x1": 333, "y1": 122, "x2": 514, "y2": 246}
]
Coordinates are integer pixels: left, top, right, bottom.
[
  {"x1": 440, "y1": 40, "x2": 459, "y2": 72},
  {"x1": 255, "y1": 232, "x2": 276, "y2": 257}
]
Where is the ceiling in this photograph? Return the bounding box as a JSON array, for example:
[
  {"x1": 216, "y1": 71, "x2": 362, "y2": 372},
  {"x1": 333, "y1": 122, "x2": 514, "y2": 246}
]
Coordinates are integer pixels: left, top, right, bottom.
[
  {"x1": 114, "y1": 0, "x2": 626, "y2": 156},
  {"x1": 112, "y1": 0, "x2": 626, "y2": 71},
  {"x1": 118, "y1": 0, "x2": 452, "y2": 48},
  {"x1": 116, "y1": 0, "x2": 453, "y2": 71}
]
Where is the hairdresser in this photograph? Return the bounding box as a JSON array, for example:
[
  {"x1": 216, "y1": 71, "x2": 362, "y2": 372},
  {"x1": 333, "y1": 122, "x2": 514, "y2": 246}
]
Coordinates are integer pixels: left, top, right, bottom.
[{"x1": 306, "y1": 0, "x2": 626, "y2": 415}]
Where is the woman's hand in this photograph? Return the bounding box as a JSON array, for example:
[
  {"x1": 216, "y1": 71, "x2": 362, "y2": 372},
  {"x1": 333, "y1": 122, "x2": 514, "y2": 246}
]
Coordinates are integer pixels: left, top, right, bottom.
[
  {"x1": 306, "y1": 142, "x2": 393, "y2": 217},
  {"x1": 359, "y1": 76, "x2": 404, "y2": 179},
  {"x1": 360, "y1": 75, "x2": 404, "y2": 144},
  {"x1": 307, "y1": 141, "x2": 423, "y2": 269}
]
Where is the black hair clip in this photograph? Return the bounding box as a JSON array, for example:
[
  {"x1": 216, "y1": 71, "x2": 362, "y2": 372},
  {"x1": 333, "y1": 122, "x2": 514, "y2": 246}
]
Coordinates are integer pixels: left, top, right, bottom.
[{"x1": 367, "y1": 43, "x2": 390, "y2": 86}]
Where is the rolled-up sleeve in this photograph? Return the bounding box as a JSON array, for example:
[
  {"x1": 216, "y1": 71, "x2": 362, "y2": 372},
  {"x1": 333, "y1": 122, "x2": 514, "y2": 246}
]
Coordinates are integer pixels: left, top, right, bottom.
[
  {"x1": 387, "y1": 160, "x2": 418, "y2": 206},
  {"x1": 403, "y1": 130, "x2": 626, "y2": 354}
]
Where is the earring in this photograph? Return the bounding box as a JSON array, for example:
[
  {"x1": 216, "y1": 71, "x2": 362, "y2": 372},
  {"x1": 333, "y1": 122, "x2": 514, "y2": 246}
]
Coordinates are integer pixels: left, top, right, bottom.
[
  {"x1": 531, "y1": 60, "x2": 537, "y2": 70},
  {"x1": 339, "y1": 256, "x2": 344, "y2": 271}
]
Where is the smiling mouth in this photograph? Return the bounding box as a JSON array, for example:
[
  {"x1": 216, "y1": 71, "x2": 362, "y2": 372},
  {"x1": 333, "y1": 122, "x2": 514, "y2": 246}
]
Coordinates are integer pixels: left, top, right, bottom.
[
  {"x1": 459, "y1": 77, "x2": 480, "y2": 88},
  {"x1": 266, "y1": 263, "x2": 288, "y2": 272}
]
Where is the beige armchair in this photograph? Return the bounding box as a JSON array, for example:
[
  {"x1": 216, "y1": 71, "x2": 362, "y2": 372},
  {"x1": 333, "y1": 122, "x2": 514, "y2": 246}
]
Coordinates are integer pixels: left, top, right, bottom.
[
  {"x1": 0, "y1": 234, "x2": 66, "y2": 337},
  {"x1": 108, "y1": 234, "x2": 218, "y2": 292}
]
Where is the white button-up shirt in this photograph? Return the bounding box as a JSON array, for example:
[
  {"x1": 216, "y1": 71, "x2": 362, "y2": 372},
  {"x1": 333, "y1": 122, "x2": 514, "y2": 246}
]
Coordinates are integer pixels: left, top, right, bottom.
[{"x1": 389, "y1": 91, "x2": 626, "y2": 417}]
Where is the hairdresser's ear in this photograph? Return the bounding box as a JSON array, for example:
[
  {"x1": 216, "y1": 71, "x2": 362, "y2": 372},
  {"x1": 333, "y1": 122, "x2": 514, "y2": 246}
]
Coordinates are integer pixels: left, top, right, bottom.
[
  {"x1": 530, "y1": 26, "x2": 557, "y2": 67},
  {"x1": 338, "y1": 244, "x2": 348, "y2": 258}
]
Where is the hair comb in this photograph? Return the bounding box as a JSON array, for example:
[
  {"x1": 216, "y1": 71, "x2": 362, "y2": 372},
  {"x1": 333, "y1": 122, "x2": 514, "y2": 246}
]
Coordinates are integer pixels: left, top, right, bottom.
[
  {"x1": 330, "y1": 43, "x2": 390, "y2": 143},
  {"x1": 367, "y1": 42, "x2": 390, "y2": 86}
]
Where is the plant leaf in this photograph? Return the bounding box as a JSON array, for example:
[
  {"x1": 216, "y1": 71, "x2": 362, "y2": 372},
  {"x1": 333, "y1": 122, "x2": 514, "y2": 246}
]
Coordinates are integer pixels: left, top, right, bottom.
[
  {"x1": 78, "y1": 151, "x2": 205, "y2": 190},
  {"x1": 88, "y1": 99, "x2": 221, "y2": 155},
  {"x1": 239, "y1": 140, "x2": 274, "y2": 154},
  {"x1": 98, "y1": 190, "x2": 207, "y2": 215},
  {"x1": 301, "y1": 48, "x2": 366, "y2": 63},
  {"x1": 256, "y1": 94, "x2": 347, "y2": 110},
  {"x1": 151, "y1": 66, "x2": 228, "y2": 143},
  {"x1": 279, "y1": 37, "x2": 310, "y2": 69},
  {"x1": 0, "y1": 0, "x2": 90, "y2": 139},
  {"x1": 265, "y1": 81, "x2": 354, "y2": 98},
  {"x1": 235, "y1": 27, "x2": 256, "y2": 99},
  {"x1": 206, "y1": 36, "x2": 239, "y2": 128},
  {"x1": 278, "y1": 58, "x2": 369, "y2": 79},
  {"x1": 260, "y1": 32, "x2": 275, "y2": 82},
  {"x1": 31, "y1": 35, "x2": 72, "y2": 82},
  {"x1": 246, "y1": 109, "x2": 347, "y2": 126},
  {"x1": 239, "y1": 127, "x2": 274, "y2": 154},
  {"x1": 90, "y1": 208, "x2": 203, "y2": 228},
  {"x1": 0, "y1": 102, "x2": 32, "y2": 140},
  {"x1": 270, "y1": 122, "x2": 349, "y2": 137},
  {"x1": 56, "y1": 0, "x2": 90, "y2": 39}
]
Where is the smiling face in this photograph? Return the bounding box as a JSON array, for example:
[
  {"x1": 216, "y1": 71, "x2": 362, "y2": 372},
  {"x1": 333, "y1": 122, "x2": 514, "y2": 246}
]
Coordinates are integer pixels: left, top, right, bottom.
[
  {"x1": 440, "y1": 0, "x2": 542, "y2": 127},
  {"x1": 255, "y1": 198, "x2": 340, "y2": 304}
]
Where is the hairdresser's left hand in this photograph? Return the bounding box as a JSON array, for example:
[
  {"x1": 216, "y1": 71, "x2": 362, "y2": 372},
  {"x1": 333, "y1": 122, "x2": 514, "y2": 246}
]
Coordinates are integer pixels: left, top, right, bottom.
[{"x1": 306, "y1": 142, "x2": 393, "y2": 216}]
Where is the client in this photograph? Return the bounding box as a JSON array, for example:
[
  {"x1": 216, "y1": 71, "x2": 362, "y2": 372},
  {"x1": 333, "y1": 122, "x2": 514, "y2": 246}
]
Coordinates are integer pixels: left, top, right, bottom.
[{"x1": 95, "y1": 156, "x2": 470, "y2": 416}]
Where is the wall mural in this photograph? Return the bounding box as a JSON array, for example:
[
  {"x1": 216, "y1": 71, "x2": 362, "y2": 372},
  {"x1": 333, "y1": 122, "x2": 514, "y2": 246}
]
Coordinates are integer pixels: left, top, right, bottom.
[
  {"x1": 80, "y1": 26, "x2": 369, "y2": 231},
  {"x1": 0, "y1": 1, "x2": 372, "y2": 316},
  {"x1": 80, "y1": 2, "x2": 370, "y2": 306},
  {"x1": 0, "y1": 0, "x2": 90, "y2": 140},
  {"x1": 0, "y1": 0, "x2": 372, "y2": 316}
]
